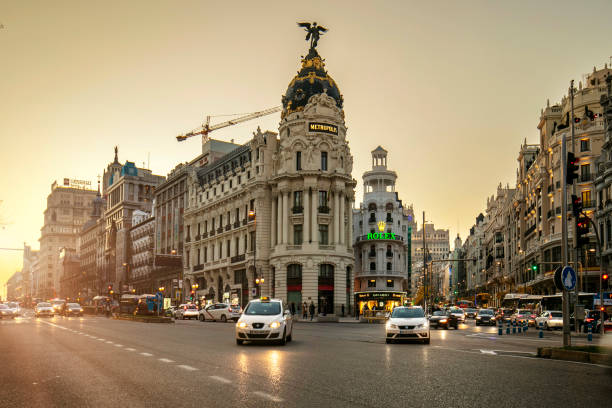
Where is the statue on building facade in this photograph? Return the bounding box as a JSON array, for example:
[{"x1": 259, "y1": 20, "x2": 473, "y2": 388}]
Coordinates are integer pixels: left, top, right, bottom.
[{"x1": 297, "y1": 22, "x2": 328, "y2": 51}]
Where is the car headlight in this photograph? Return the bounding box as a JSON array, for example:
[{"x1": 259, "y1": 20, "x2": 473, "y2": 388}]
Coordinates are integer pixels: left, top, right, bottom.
[
  {"x1": 237, "y1": 322, "x2": 247, "y2": 328},
  {"x1": 269, "y1": 321, "x2": 281, "y2": 329},
  {"x1": 440, "y1": 319, "x2": 447, "y2": 323},
  {"x1": 476, "y1": 316, "x2": 481, "y2": 319}
]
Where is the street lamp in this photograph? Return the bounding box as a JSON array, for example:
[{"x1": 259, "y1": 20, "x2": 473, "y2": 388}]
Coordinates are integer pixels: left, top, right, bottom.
[
  {"x1": 191, "y1": 283, "x2": 199, "y2": 304},
  {"x1": 255, "y1": 277, "x2": 264, "y2": 297}
]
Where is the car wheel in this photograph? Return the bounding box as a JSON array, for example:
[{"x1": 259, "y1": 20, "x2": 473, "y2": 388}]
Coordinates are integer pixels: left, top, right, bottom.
[
  {"x1": 279, "y1": 329, "x2": 287, "y2": 346},
  {"x1": 444, "y1": 326, "x2": 448, "y2": 330},
  {"x1": 287, "y1": 331, "x2": 292, "y2": 342},
  {"x1": 199, "y1": 314, "x2": 204, "y2": 322},
  {"x1": 236, "y1": 339, "x2": 243, "y2": 345},
  {"x1": 424, "y1": 337, "x2": 430, "y2": 344},
  {"x1": 221, "y1": 315, "x2": 227, "y2": 323},
  {"x1": 182, "y1": 315, "x2": 186, "y2": 320}
]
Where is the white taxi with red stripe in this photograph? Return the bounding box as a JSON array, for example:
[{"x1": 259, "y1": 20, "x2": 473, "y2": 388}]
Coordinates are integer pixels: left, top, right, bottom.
[{"x1": 199, "y1": 303, "x2": 242, "y2": 322}]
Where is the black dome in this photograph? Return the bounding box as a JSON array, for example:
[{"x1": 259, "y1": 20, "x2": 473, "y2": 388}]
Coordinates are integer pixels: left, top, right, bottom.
[{"x1": 282, "y1": 49, "x2": 343, "y2": 117}]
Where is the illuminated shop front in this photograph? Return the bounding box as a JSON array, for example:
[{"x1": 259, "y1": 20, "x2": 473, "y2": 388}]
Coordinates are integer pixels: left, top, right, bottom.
[{"x1": 355, "y1": 291, "x2": 406, "y2": 313}]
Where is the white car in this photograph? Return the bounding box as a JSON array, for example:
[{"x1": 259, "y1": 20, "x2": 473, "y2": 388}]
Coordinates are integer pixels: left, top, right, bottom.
[
  {"x1": 199, "y1": 303, "x2": 242, "y2": 322},
  {"x1": 235, "y1": 297, "x2": 293, "y2": 345},
  {"x1": 0, "y1": 304, "x2": 15, "y2": 319},
  {"x1": 35, "y1": 302, "x2": 55, "y2": 318},
  {"x1": 386, "y1": 306, "x2": 430, "y2": 344},
  {"x1": 175, "y1": 304, "x2": 199, "y2": 320},
  {"x1": 535, "y1": 310, "x2": 563, "y2": 330},
  {"x1": 449, "y1": 308, "x2": 466, "y2": 323}
]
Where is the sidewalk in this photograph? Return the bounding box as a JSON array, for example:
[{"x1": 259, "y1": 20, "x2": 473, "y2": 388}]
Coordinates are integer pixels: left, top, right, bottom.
[{"x1": 294, "y1": 315, "x2": 361, "y2": 323}]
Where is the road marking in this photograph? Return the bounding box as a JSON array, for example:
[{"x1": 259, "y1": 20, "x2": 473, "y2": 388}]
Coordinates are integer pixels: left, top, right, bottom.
[
  {"x1": 209, "y1": 375, "x2": 231, "y2": 384},
  {"x1": 158, "y1": 358, "x2": 174, "y2": 363},
  {"x1": 140, "y1": 352, "x2": 153, "y2": 357},
  {"x1": 253, "y1": 391, "x2": 284, "y2": 402},
  {"x1": 105, "y1": 341, "x2": 113, "y2": 344},
  {"x1": 480, "y1": 349, "x2": 497, "y2": 355},
  {"x1": 114, "y1": 344, "x2": 123, "y2": 347},
  {"x1": 97, "y1": 338, "x2": 105, "y2": 341},
  {"x1": 125, "y1": 348, "x2": 136, "y2": 352},
  {"x1": 177, "y1": 365, "x2": 198, "y2": 371}
]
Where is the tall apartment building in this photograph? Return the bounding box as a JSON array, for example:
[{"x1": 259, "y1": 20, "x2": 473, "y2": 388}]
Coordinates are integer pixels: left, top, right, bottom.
[
  {"x1": 411, "y1": 222, "x2": 450, "y2": 295},
  {"x1": 36, "y1": 180, "x2": 97, "y2": 299},
  {"x1": 77, "y1": 185, "x2": 105, "y2": 300},
  {"x1": 352, "y1": 146, "x2": 415, "y2": 313},
  {"x1": 102, "y1": 147, "x2": 165, "y2": 293},
  {"x1": 184, "y1": 45, "x2": 356, "y2": 317}
]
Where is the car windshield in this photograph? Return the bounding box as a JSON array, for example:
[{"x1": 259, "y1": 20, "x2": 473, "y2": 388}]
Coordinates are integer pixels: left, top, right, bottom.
[
  {"x1": 67, "y1": 303, "x2": 81, "y2": 308},
  {"x1": 518, "y1": 310, "x2": 530, "y2": 314},
  {"x1": 8, "y1": 302, "x2": 18, "y2": 308},
  {"x1": 391, "y1": 308, "x2": 424, "y2": 318},
  {"x1": 466, "y1": 308, "x2": 476, "y2": 313},
  {"x1": 187, "y1": 305, "x2": 197, "y2": 309},
  {"x1": 551, "y1": 312, "x2": 563, "y2": 318},
  {"x1": 0, "y1": 305, "x2": 7, "y2": 309},
  {"x1": 479, "y1": 310, "x2": 494, "y2": 315},
  {"x1": 450, "y1": 309, "x2": 464, "y2": 314},
  {"x1": 244, "y1": 302, "x2": 281, "y2": 315},
  {"x1": 38, "y1": 303, "x2": 51, "y2": 307},
  {"x1": 433, "y1": 311, "x2": 446, "y2": 316}
]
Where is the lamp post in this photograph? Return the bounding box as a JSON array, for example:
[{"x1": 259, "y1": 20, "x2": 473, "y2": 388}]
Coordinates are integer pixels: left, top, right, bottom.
[
  {"x1": 255, "y1": 277, "x2": 264, "y2": 297},
  {"x1": 249, "y1": 209, "x2": 258, "y2": 299},
  {"x1": 122, "y1": 262, "x2": 130, "y2": 295},
  {"x1": 191, "y1": 283, "x2": 199, "y2": 305},
  {"x1": 158, "y1": 286, "x2": 165, "y2": 316}
]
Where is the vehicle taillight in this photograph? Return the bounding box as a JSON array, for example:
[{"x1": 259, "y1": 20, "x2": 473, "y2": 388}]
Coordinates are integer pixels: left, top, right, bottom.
[
  {"x1": 228, "y1": 308, "x2": 232, "y2": 313},
  {"x1": 530, "y1": 315, "x2": 536, "y2": 318},
  {"x1": 549, "y1": 315, "x2": 553, "y2": 320},
  {"x1": 586, "y1": 318, "x2": 594, "y2": 322}
]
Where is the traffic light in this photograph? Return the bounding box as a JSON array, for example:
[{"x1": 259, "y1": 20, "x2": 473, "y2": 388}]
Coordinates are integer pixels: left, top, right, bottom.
[
  {"x1": 571, "y1": 195, "x2": 583, "y2": 218},
  {"x1": 107, "y1": 285, "x2": 113, "y2": 294},
  {"x1": 576, "y1": 215, "x2": 590, "y2": 248},
  {"x1": 531, "y1": 262, "x2": 538, "y2": 272},
  {"x1": 566, "y1": 152, "x2": 579, "y2": 185},
  {"x1": 603, "y1": 273, "x2": 609, "y2": 288},
  {"x1": 190, "y1": 290, "x2": 195, "y2": 301}
]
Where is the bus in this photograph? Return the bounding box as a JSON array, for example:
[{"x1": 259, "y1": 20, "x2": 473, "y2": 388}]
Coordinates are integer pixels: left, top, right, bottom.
[
  {"x1": 456, "y1": 300, "x2": 474, "y2": 309},
  {"x1": 540, "y1": 293, "x2": 596, "y2": 312}
]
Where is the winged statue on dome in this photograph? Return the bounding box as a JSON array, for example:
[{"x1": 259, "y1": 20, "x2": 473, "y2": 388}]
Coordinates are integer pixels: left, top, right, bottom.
[{"x1": 297, "y1": 22, "x2": 328, "y2": 51}]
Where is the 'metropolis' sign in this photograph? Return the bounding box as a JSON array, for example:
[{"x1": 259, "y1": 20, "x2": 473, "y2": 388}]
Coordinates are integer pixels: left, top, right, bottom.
[
  {"x1": 308, "y1": 122, "x2": 338, "y2": 135},
  {"x1": 63, "y1": 178, "x2": 92, "y2": 189}
]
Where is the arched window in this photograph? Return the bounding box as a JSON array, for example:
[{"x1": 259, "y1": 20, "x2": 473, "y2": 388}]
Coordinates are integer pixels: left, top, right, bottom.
[
  {"x1": 368, "y1": 203, "x2": 377, "y2": 211},
  {"x1": 385, "y1": 203, "x2": 393, "y2": 211}
]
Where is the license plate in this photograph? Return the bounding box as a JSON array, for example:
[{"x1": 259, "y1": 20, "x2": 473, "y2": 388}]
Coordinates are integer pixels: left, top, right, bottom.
[{"x1": 400, "y1": 330, "x2": 412, "y2": 334}]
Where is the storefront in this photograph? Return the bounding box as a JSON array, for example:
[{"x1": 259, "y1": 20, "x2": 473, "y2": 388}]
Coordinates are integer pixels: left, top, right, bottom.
[{"x1": 355, "y1": 291, "x2": 405, "y2": 313}]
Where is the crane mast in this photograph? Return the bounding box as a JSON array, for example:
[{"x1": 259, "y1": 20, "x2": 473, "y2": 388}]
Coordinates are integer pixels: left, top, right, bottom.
[{"x1": 176, "y1": 106, "x2": 281, "y2": 143}]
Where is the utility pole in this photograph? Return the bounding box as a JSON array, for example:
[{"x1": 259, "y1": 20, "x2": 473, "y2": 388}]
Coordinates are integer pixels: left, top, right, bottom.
[
  {"x1": 561, "y1": 81, "x2": 571, "y2": 347},
  {"x1": 422, "y1": 211, "x2": 426, "y2": 313}
]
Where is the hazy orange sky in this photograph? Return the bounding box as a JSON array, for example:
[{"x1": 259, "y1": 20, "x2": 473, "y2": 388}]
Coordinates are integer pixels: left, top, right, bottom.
[{"x1": 2, "y1": 0, "x2": 611, "y2": 294}]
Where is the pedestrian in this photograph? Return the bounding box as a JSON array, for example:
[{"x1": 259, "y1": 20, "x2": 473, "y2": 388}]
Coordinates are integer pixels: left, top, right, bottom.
[
  {"x1": 105, "y1": 301, "x2": 111, "y2": 318},
  {"x1": 291, "y1": 302, "x2": 296, "y2": 316},
  {"x1": 321, "y1": 298, "x2": 327, "y2": 316},
  {"x1": 302, "y1": 302, "x2": 308, "y2": 320},
  {"x1": 341, "y1": 303, "x2": 345, "y2": 317},
  {"x1": 309, "y1": 301, "x2": 315, "y2": 321}
]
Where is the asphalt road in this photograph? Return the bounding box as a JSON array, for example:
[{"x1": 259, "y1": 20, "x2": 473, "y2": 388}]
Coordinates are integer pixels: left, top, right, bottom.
[{"x1": 0, "y1": 313, "x2": 610, "y2": 408}]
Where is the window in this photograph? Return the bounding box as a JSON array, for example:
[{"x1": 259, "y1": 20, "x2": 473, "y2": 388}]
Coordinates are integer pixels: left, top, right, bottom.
[
  {"x1": 296, "y1": 151, "x2": 302, "y2": 171},
  {"x1": 581, "y1": 164, "x2": 590, "y2": 181},
  {"x1": 370, "y1": 262, "x2": 376, "y2": 271},
  {"x1": 580, "y1": 139, "x2": 590, "y2": 152},
  {"x1": 368, "y1": 279, "x2": 376, "y2": 288},
  {"x1": 321, "y1": 151, "x2": 328, "y2": 171},
  {"x1": 226, "y1": 240, "x2": 230, "y2": 257},
  {"x1": 294, "y1": 224, "x2": 303, "y2": 245},
  {"x1": 318, "y1": 191, "x2": 328, "y2": 207},
  {"x1": 386, "y1": 279, "x2": 394, "y2": 288},
  {"x1": 319, "y1": 264, "x2": 334, "y2": 278},
  {"x1": 250, "y1": 231, "x2": 256, "y2": 251},
  {"x1": 294, "y1": 191, "x2": 303, "y2": 208},
  {"x1": 387, "y1": 262, "x2": 392, "y2": 271},
  {"x1": 287, "y1": 264, "x2": 302, "y2": 280},
  {"x1": 197, "y1": 249, "x2": 201, "y2": 264},
  {"x1": 219, "y1": 242, "x2": 223, "y2": 258},
  {"x1": 204, "y1": 247, "x2": 208, "y2": 263},
  {"x1": 319, "y1": 224, "x2": 329, "y2": 244}
]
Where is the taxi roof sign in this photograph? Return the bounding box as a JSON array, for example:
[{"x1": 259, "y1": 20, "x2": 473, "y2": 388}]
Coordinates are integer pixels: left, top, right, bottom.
[{"x1": 260, "y1": 296, "x2": 270, "y2": 302}]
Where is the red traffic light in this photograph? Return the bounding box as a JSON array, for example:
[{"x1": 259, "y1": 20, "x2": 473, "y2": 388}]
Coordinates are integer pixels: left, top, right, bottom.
[{"x1": 603, "y1": 273, "x2": 609, "y2": 280}]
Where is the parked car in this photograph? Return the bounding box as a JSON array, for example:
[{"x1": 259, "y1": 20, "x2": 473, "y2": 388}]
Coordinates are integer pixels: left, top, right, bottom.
[
  {"x1": 235, "y1": 297, "x2": 293, "y2": 345},
  {"x1": 385, "y1": 306, "x2": 430, "y2": 344},
  {"x1": 65, "y1": 303, "x2": 83, "y2": 317},
  {"x1": 175, "y1": 303, "x2": 199, "y2": 320},
  {"x1": 475, "y1": 309, "x2": 496, "y2": 326},
  {"x1": 35, "y1": 302, "x2": 55, "y2": 318},
  {"x1": 199, "y1": 303, "x2": 242, "y2": 322},
  {"x1": 0, "y1": 304, "x2": 15, "y2": 319},
  {"x1": 464, "y1": 308, "x2": 478, "y2": 319},
  {"x1": 535, "y1": 310, "x2": 563, "y2": 330}
]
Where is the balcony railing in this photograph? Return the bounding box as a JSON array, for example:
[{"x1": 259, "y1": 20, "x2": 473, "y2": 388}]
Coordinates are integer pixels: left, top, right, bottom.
[
  {"x1": 368, "y1": 217, "x2": 376, "y2": 223},
  {"x1": 319, "y1": 244, "x2": 334, "y2": 250},
  {"x1": 579, "y1": 173, "x2": 593, "y2": 183},
  {"x1": 292, "y1": 206, "x2": 304, "y2": 214},
  {"x1": 230, "y1": 254, "x2": 245, "y2": 264},
  {"x1": 217, "y1": 227, "x2": 223, "y2": 234},
  {"x1": 233, "y1": 221, "x2": 240, "y2": 228},
  {"x1": 286, "y1": 245, "x2": 302, "y2": 250},
  {"x1": 582, "y1": 200, "x2": 596, "y2": 208},
  {"x1": 201, "y1": 232, "x2": 208, "y2": 239},
  {"x1": 242, "y1": 219, "x2": 247, "y2": 226},
  {"x1": 318, "y1": 205, "x2": 330, "y2": 214},
  {"x1": 225, "y1": 224, "x2": 231, "y2": 231},
  {"x1": 386, "y1": 251, "x2": 393, "y2": 258},
  {"x1": 210, "y1": 230, "x2": 215, "y2": 237},
  {"x1": 194, "y1": 234, "x2": 200, "y2": 241},
  {"x1": 185, "y1": 236, "x2": 191, "y2": 243},
  {"x1": 386, "y1": 217, "x2": 393, "y2": 223},
  {"x1": 193, "y1": 264, "x2": 204, "y2": 272},
  {"x1": 368, "y1": 251, "x2": 376, "y2": 258}
]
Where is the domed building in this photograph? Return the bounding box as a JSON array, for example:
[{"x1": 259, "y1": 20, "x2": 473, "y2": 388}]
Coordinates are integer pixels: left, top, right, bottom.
[{"x1": 183, "y1": 40, "x2": 356, "y2": 319}]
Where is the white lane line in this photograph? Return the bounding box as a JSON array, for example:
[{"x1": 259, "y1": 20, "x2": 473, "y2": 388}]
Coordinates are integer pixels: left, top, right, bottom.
[
  {"x1": 140, "y1": 352, "x2": 153, "y2": 357},
  {"x1": 253, "y1": 391, "x2": 284, "y2": 402},
  {"x1": 125, "y1": 348, "x2": 136, "y2": 352},
  {"x1": 177, "y1": 365, "x2": 198, "y2": 371},
  {"x1": 158, "y1": 358, "x2": 174, "y2": 363},
  {"x1": 209, "y1": 375, "x2": 231, "y2": 384},
  {"x1": 479, "y1": 349, "x2": 497, "y2": 355},
  {"x1": 114, "y1": 344, "x2": 123, "y2": 347},
  {"x1": 97, "y1": 338, "x2": 105, "y2": 341},
  {"x1": 105, "y1": 341, "x2": 113, "y2": 344}
]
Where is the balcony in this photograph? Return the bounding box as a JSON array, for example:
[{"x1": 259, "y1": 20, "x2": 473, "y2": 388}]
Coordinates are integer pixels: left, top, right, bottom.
[
  {"x1": 242, "y1": 219, "x2": 247, "y2": 226},
  {"x1": 185, "y1": 236, "x2": 191, "y2": 243},
  {"x1": 319, "y1": 244, "x2": 334, "y2": 250},
  {"x1": 286, "y1": 245, "x2": 302, "y2": 250},
  {"x1": 193, "y1": 264, "x2": 204, "y2": 272},
  {"x1": 386, "y1": 251, "x2": 393, "y2": 258},
  {"x1": 368, "y1": 251, "x2": 376, "y2": 258},
  {"x1": 579, "y1": 173, "x2": 593, "y2": 183},
  {"x1": 210, "y1": 230, "x2": 215, "y2": 237},
  {"x1": 233, "y1": 221, "x2": 240, "y2": 228},
  {"x1": 217, "y1": 227, "x2": 223, "y2": 234},
  {"x1": 225, "y1": 224, "x2": 231, "y2": 231},
  {"x1": 201, "y1": 232, "x2": 208, "y2": 239},
  {"x1": 386, "y1": 217, "x2": 393, "y2": 223},
  {"x1": 582, "y1": 200, "x2": 596, "y2": 208},
  {"x1": 292, "y1": 206, "x2": 304, "y2": 214},
  {"x1": 524, "y1": 224, "x2": 537, "y2": 237},
  {"x1": 318, "y1": 205, "x2": 330, "y2": 214},
  {"x1": 230, "y1": 254, "x2": 245, "y2": 264},
  {"x1": 368, "y1": 217, "x2": 376, "y2": 223},
  {"x1": 194, "y1": 234, "x2": 200, "y2": 241},
  {"x1": 547, "y1": 210, "x2": 554, "y2": 219}
]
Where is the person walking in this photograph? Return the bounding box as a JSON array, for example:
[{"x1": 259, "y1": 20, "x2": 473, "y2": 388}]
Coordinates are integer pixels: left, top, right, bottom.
[
  {"x1": 309, "y1": 301, "x2": 315, "y2": 321},
  {"x1": 302, "y1": 302, "x2": 308, "y2": 320},
  {"x1": 105, "y1": 300, "x2": 111, "y2": 318},
  {"x1": 291, "y1": 302, "x2": 296, "y2": 316}
]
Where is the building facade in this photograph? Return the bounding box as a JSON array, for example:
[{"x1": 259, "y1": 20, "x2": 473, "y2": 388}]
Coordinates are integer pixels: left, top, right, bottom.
[
  {"x1": 128, "y1": 210, "x2": 155, "y2": 294},
  {"x1": 36, "y1": 180, "x2": 97, "y2": 299},
  {"x1": 595, "y1": 74, "x2": 612, "y2": 276},
  {"x1": 184, "y1": 46, "x2": 356, "y2": 317},
  {"x1": 352, "y1": 146, "x2": 415, "y2": 313}
]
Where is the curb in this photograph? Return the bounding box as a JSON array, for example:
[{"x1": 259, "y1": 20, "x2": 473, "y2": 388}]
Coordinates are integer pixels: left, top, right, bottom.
[
  {"x1": 113, "y1": 315, "x2": 174, "y2": 324},
  {"x1": 537, "y1": 347, "x2": 611, "y2": 365}
]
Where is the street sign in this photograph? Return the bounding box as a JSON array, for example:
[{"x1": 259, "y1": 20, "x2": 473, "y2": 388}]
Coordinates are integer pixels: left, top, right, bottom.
[
  {"x1": 554, "y1": 266, "x2": 564, "y2": 291},
  {"x1": 561, "y1": 266, "x2": 576, "y2": 291}
]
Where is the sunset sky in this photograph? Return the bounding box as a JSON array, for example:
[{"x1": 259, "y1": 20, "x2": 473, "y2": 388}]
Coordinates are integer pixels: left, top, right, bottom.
[{"x1": 1, "y1": 0, "x2": 611, "y2": 295}]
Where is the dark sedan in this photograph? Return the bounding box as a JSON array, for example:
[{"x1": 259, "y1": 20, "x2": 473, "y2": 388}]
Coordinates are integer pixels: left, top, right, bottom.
[
  {"x1": 465, "y1": 308, "x2": 478, "y2": 319},
  {"x1": 475, "y1": 309, "x2": 496, "y2": 326},
  {"x1": 64, "y1": 303, "x2": 83, "y2": 317},
  {"x1": 428, "y1": 310, "x2": 459, "y2": 329}
]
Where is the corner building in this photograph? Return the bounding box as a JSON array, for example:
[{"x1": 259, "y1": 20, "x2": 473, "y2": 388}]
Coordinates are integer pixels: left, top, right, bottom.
[{"x1": 184, "y1": 47, "x2": 356, "y2": 317}]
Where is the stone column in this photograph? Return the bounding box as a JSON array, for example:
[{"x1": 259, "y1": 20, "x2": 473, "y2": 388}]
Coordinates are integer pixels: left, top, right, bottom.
[
  {"x1": 339, "y1": 192, "x2": 345, "y2": 245},
  {"x1": 271, "y1": 196, "x2": 277, "y2": 247},
  {"x1": 334, "y1": 191, "x2": 340, "y2": 244},
  {"x1": 347, "y1": 198, "x2": 353, "y2": 249},
  {"x1": 312, "y1": 190, "x2": 318, "y2": 244},
  {"x1": 282, "y1": 191, "x2": 289, "y2": 245},
  {"x1": 277, "y1": 195, "x2": 283, "y2": 244},
  {"x1": 304, "y1": 189, "x2": 310, "y2": 243}
]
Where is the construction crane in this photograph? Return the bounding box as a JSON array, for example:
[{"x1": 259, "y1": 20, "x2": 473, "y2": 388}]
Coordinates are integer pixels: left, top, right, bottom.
[{"x1": 176, "y1": 106, "x2": 281, "y2": 143}]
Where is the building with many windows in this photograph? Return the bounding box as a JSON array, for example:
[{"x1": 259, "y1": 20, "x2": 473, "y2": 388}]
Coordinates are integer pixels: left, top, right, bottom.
[
  {"x1": 184, "y1": 45, "x2": 356, "y2": 317},
  {"x1": 352, "y1": 146, "x2": 415, "y2": 313}
]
